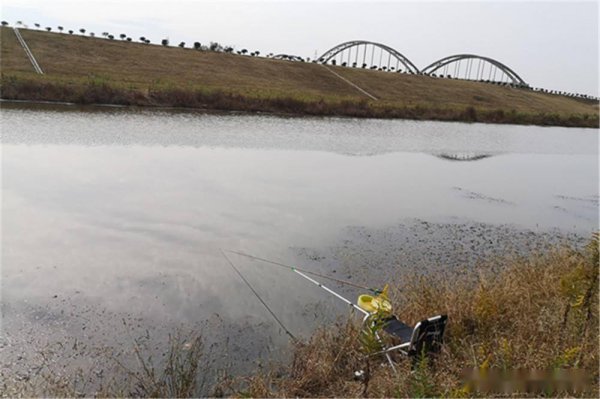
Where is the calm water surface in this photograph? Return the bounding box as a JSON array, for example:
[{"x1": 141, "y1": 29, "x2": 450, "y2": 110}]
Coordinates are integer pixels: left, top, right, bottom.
[{"x1": 1, "y1": 105, "x2": 598, "y2": 380}]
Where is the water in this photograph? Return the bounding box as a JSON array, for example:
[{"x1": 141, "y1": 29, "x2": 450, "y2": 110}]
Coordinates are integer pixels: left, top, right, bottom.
[{"x1": 1, "y1": 104, "x2": 598, "y2": 385}]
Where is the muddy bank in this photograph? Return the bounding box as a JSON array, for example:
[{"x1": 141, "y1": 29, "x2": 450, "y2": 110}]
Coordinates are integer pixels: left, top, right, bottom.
[{"x1": 0, "y1": 219, "x2": 592, "y2": 396}]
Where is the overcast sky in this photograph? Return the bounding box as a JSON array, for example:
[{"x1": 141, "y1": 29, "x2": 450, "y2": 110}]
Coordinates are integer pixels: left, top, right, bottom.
[{"x1": 2, "y1": 1, "x2": 598, "y2": 95}]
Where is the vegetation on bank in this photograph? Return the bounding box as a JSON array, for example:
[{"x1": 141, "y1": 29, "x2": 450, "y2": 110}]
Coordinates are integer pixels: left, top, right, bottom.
[
  {"x1": 1, "y1": 74, "x2": 598, "y2": 128},
  {"x1": 1, "y1": 27, "x2": 598, "y2": 127},
  {"x1": 3, "y1": 236, "x2": 598, "y2": 397}
]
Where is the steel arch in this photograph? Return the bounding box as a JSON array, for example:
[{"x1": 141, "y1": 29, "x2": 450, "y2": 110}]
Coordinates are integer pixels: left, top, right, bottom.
[
  {"x1": 317, "y1": 40, "x2": 420, "y2": 74},
  {"x1": 422, "y1": 54, "x2": 528, "y2": 86}
]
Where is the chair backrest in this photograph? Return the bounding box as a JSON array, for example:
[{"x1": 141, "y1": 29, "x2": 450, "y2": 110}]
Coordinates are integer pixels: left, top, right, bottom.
[{"x1": 408, "y1": 314, "x2": 448, "y2": 358}]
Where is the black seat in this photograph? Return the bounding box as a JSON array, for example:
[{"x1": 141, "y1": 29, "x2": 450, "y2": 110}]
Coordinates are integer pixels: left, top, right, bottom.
[
  {"x1": 383, "y1": 316, "x2": 414, "y2": 343},
  {"x1": 375, "y1": 314, "x2": 448, "y2": 360}
]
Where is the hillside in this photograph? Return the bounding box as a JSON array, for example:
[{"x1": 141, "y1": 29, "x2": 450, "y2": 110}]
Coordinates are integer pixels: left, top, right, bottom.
[{"x1": 1, "y1": 27, "x2": 598, "y2": 127}]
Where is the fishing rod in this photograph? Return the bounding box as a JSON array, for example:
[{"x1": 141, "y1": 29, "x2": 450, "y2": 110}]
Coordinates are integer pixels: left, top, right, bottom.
[
  {"x1": 221, "y1": 249, "x2": 396, "y2": 372},
  {"x1": 223, "y1": 249, "x2": 382, "y2": 295},
  {"x1": 221, "y1": 249, "x2": 298, "y2": 342}
]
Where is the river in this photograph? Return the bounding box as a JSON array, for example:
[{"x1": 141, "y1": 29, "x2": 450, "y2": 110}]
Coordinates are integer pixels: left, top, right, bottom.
[{"x1": 1, "y1": 103, "x2": 598, "y2": 391}]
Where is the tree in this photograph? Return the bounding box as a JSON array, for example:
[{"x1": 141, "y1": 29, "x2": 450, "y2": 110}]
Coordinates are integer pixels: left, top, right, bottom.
[
  {"x1": 331, "y1": 59, "x2": 336, "y2": 66},
  {"x1": 90, "y1": 32, "x2": 95, "y2": 37},
  {"x1": 179, "y1": 41, "x2": 185, "y2": 48},
  {"x1": 224, "y1": 47, "x2": 234, "y2": 53},
  {"x1": 341, "y1": 62, "x2": 347, "y2": 67},
  {"x1": 139, "y1": 36, "x2": 146, "y2": 42},
  {"x1": 254, "y1": 51, "x2": 260, "y2": 56},
  {"x1": 108, "y1": 34, "x2": 114, "y2": 40},
  {"x1": 120, "y1": 33, "x2": 126, "y2": 40},
  {"x1": 57, "y1": 26, "x2": 63, "y2": 32},
  {"x1": 126, "y1": 37, "x2": 131, "y2": 41},
  {"x1": 161, "y1": 38, "x2": 169, "y2": 46},
  {"x1": 16, "y1": 21, "x2": 22, "y2": 26},
  {"x1": 34, "y1": 23, "x2": 40, "y2": 28},
  {"x1": 79, "y1": 28, "x2": 85, "y2": 34},
  {"x1": 102, "y1": 32, "x2": 109, "y2": 37},
  {"x1": 362, "y1": 63, "x2": 367, "y2": 68},
  {"x1": 68, "y1": 30, "x2": 73, "y2": 34},
  {"x1": 45, "y1": 27, "x2": 52, "y2": 32},
  {"x1": 210, "y1": 42, "x2": 223, "y2": 51},
  {"x1": 240, "y1": 48, "x2": 248, "y2": 55},
  {"x1": 193, "y1": 41, "x2": 201, "y2": 50},
  {"x1": 1, "y1": 21, "x2": 8, "y2": 26},
  {"x1": 145, "y1": 39, "x2": 150, "y2": 44}
]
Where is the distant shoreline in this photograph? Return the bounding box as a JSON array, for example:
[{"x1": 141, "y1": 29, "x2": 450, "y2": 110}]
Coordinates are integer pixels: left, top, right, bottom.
[
  {"x1": 2, "y1": 27, "x2": 598, "y2": 128},
  {"x1": 1, "y1": 78, "x2": 598, "y2": 128}
]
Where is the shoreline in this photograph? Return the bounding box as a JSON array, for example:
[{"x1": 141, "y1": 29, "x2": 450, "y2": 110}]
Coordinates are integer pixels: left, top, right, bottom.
[
  {"x1": 1, "y1": 77, "x2": 598, "y2": 128},
  {"x1": 2, "y1": 220, "x2": 596, "y2": 396}
]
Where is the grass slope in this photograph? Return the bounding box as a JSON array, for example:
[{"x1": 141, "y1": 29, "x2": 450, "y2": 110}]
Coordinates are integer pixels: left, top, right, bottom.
[{"x1": 1, "y1": 27, "x2": 598, "y2": 127}]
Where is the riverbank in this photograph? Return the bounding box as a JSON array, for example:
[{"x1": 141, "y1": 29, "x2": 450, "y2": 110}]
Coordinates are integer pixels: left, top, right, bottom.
[
  {"x1": 242, "y1": 234, "x2": 599, "y2": 397},
  {"x1": 2, "y1": 231, "x2": 597, "y2": 397},
  {"x1": 1, "y1": 27, "x2": 598, "y2": 127},
  {"x1": 1, "y1": 75, "x2": 598, "y2": 127}
]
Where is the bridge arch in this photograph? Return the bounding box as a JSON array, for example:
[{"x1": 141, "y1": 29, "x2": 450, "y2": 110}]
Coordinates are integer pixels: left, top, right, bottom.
[
  {"x1": 421, "y1": 54, "x2": 528, "y2": 86},
  {"x1": 317, "y1": 40, "x2": 420, "y2": 74}
]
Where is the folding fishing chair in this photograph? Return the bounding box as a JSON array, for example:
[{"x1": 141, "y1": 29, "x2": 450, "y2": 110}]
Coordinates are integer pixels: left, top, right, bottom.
[{"x1": 377, "y1": 314, "x2": 448, "y2": 361}]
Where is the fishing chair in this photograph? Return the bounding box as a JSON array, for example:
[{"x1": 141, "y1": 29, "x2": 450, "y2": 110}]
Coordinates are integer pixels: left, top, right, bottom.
[{"x1": 374, "y1": 314, "x2": 448, "y2": 365}]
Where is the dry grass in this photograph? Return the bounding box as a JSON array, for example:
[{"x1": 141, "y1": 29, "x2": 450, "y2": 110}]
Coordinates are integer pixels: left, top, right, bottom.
[
  {"x1": 2, "y1": 237, "x2": 598, "y2": 397},
  {"x1": 241, "y1": 235, "x2": 599, "y2": 397},
  {"x1": 1, "y1": 27, "x2": 598, "y2": 127}
]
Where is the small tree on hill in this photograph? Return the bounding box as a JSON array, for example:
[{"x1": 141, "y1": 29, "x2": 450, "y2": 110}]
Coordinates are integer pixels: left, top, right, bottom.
[
  {"x1": 79, "y1": 28, "x2": 85, "y2": 34},
  {"x1": 144, "y1": 39, "x2": 150, "y2": 44},
  {"x1": 68, "y1": 30, "x2": 73, "y2": 34},
  {"x1": 34, "y1": 23, "x2": 40, "y2": 28},
  {"x1": 161, "y1": 38, "x2": 169, "y2": 46},
  {"x1": 90, "y1": 32, "x2": 95, "y2": 37},
  {"x1": 45, "y1": 27, "x2": 52, "y2": 31},
  {"x1": 193, "y1": 42, "x2": 201, "y2": 50},
  {"x1": 57, "y1": 26, "x2": 63, "y2": 32},
  {"x1": 331, "y1": 59, "x2": 336, "y2": 65},
  {"x1": 179, "y1": 41, "x2": 185, "y2": 48},
  {"x1": 126, "y1": 37, "x2": 131, "y2": 41},
  {"x1": 240, "y1": 48, "x2": 248, "y2": 55},
  {"x1": 108, "y1": 34, "x2": 114, "y2": 40},
  {"x1": 1, "y1": 21, "x2": 8, "y2": 26},
  {"x1": 120, "y1": 33, "x2": 126, "y2": 40},
  {"x1": 139, "y1": 36, "x2": 146, "y2": 42}
]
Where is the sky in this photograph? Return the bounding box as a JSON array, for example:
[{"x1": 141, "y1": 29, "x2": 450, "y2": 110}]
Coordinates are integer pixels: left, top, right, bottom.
[{"x1": 1, "y1": 0, "x2": 598, "y2": 96}]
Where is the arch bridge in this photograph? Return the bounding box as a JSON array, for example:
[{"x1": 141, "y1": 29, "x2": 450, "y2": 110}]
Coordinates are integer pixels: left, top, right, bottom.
[
  {"x1": 316, "y1": 40, "x2": 420, "y2": 74},
  {"x1": 315, "y1": 41, "x2": 528, "y2": 87},
  {"x1": 421, "y1": 54, "x2": 528, "y2": 86}
]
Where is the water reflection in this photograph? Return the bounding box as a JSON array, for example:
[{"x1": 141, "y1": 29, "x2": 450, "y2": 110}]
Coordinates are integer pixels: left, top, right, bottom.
[
  {"x1": 1, "y1": 104, "x2": 598, "y2": 383},
  {"x1": 434, "y1": 153, "x2": 494, "y2": 161}
]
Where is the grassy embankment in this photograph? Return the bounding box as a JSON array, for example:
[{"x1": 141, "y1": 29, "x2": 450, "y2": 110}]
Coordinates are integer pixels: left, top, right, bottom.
[
  {"x1": 1, "y1": 27, "x2": 598, "y2": 127},
  {"x1": 5, "y1": 236, "x2": 598, "y2": 397}
]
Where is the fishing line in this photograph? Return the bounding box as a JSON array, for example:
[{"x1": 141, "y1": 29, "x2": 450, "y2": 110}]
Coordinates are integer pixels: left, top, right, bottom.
[
  {"x1": 223, "y1": 249, "x2": 382, "y2": 294},
  {"x1": 220, "y1": 249, "x2": 298, "y2": 342}
]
